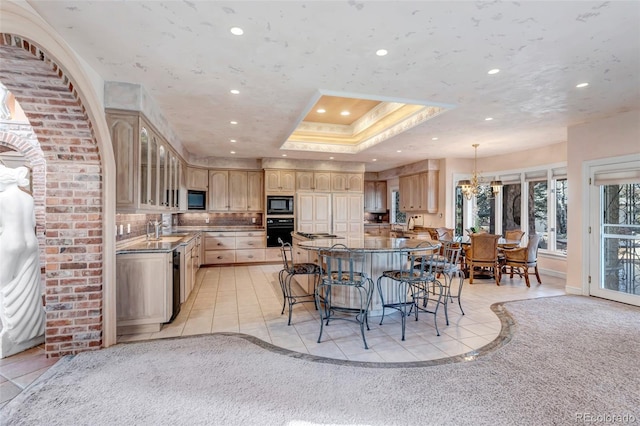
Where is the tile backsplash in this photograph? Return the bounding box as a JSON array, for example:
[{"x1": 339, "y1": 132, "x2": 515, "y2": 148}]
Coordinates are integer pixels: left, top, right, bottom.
[{"x1": 177, "y1": 212, "x2": 263, "y2": 227}]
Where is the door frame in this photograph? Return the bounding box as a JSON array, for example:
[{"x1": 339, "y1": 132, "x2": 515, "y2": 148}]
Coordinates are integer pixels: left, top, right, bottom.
[{"x1": 585, "y1": 153, "x2": 640, "y2": 306}]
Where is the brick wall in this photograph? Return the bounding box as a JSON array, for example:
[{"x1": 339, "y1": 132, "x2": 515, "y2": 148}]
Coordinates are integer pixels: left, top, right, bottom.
[{"x1": 0, "y1": 35, "x2": 104, "y2": 357}]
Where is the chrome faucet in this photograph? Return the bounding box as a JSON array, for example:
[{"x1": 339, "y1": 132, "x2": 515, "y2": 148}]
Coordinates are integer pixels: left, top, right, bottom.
[
  {"x1": 146, "y1": 221, "x2": 154, "y2": 241},
  {"x1": 146, "y1": 220, "x2": 162, "y2": 241}
]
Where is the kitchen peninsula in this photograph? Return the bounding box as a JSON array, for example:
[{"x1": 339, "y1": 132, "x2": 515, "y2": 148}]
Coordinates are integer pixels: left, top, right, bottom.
[{"x1": 293, "y1": 234, "x2": 441, "y2": 316}]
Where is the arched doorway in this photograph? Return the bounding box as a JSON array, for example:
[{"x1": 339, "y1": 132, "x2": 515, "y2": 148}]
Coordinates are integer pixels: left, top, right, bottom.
[{"x1": 0, "y1": 29, "x2": 116, "y2": 357}]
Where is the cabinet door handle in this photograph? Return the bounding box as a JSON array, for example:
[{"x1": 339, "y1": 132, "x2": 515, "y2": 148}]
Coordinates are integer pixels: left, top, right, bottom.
[
  {"x1": 217, "y1": 256, "x2": 223, "y2": 259},
  {"x1": 217, "y1": 243, "x2": 223, "y2": 246}
]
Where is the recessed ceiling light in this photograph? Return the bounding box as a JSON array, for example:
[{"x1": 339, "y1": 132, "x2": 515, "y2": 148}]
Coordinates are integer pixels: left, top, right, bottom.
[
  {"x1": 329, "y1": 157, "x2": 334, "y2": 160},
  {"x1": 230, "y1": 139, "x2": 236, "y2": 143},
  {"x1": 397, "y1": 150, "x2": 402, "y2": 153},
  {"x1": 488, "y1": 68, "x2": 500, "y2": 75},
  {"x1": 230, "y1": 151, "x2": 236, "y2": 154},
  {"x1": 340, "y1": 111, "x2": 350, "y2": 116},
  {"x1": 316, "y1": 108, "x2": 326, "y2": 113},
  {"x1": 372, "y1": 159, "x2": 377, "y2": 162},
  {"x1": 230, "y1": 121, "x2": 238, "y2": 125},
  {"x1": 432, "y1": 137, "x2": 439, "y2": 141},
  {"x1": 230, "y1": 89, "x2": 240, "y2": 94},
  {"x1": 282, "y1": 154, "x2": 287, "y2": 157},
  {"x1": 485, "y1": 117, "x2": 493, "y2": 121},
  {"x1": 576, "y1": 82, "x2": 589, "y2": 88},
  {"x1": 376, "y1": 49, "x2": 388, "y2": 56},
  {"x1": 230, "y1": 27, "x2": 244, "y2": 36}
]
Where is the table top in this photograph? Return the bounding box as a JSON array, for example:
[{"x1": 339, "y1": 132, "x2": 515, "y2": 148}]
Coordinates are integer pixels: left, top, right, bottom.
[
  {"x1": 298, "y1": 236, "x2": 441, "y2": 253},
  {"x1": 442, "y1": 236, "x2": 522, "y2": 248}
]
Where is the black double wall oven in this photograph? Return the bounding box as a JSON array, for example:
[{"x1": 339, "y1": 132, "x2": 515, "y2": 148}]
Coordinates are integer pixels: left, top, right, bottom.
[{"x1": 266, "y1": 195, "x2": 294, "y2": 247}]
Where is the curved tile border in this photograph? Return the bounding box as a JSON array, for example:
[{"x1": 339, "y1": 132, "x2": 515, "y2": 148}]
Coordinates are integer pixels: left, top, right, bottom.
[{"x1": 118, "y1": 296, "x2": 566, "y2": 369}]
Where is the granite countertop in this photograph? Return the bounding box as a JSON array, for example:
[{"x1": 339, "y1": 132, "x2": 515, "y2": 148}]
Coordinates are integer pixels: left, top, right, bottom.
[
  {"x1": 364, "y1": 222, "x2": 390, "y2": 225},
  {"x1": 116, "y1": 232, "x2": 200, "y2": 254}
]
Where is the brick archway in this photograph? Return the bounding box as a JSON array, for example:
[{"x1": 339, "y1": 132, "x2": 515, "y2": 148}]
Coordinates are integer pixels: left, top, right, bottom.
[{"x1": 0, "y1": 35, "x2": 105, "y2": 357}]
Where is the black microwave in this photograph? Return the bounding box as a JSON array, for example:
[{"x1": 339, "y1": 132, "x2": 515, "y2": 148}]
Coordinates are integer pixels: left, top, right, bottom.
[
  {"x1": 267, "y1": 195, "x2": 294, "y2": 215},
  {"x1": 187, "y1": 190, "x2": 207, "y2": 210}
]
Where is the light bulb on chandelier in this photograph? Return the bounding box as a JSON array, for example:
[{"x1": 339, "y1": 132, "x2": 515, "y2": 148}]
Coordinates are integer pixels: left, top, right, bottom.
[{"x1": 458, "y1": 144, "x2": 502, "y2": 200}]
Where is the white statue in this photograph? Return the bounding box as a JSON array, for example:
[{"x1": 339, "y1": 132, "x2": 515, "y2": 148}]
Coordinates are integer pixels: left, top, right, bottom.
[{"x1": 0, "y1": 164, "x2": 45, "y2": 358}]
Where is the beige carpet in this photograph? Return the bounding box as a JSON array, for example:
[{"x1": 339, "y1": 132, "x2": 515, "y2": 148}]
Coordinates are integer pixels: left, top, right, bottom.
[{"x1": 2, "y1": 295, "x2": 639, "y2": 425}]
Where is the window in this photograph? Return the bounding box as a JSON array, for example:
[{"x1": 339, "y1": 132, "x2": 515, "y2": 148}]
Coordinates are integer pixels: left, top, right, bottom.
[
  {"x1": 528, "y1": 180, "x2": 548, "y2": 249},
  {"x1": 502, "y1": 182, "x2": 522, "y2": 233},
  {"x1": 392, "y1": 190, "x2": 406, "y2": 223},
  {"x1": 455, "y1": 163, "x2": 567, "y2": 256},
  {"x1": 554, "y1": 178, "x2": 568, "y2": 253}
]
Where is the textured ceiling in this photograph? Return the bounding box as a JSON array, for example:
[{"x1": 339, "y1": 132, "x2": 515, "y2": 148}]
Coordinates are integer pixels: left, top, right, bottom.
[{"x1": 25, "y1": 1, "x2": 640, "y2": 172}]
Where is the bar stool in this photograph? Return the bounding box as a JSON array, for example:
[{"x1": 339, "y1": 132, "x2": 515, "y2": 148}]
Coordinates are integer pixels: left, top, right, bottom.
[
  {"x1": 278, "y1": 238, "x2": 321, "y2": 326},
  {"x1": 316, "y1": 244, "x2": 374, "y2": 349},
  {"x1": 416, "y1": 240, "x2": 465, "y2": 323},
  {"x1": 377, "y1": 240, "x2": 443, "y2": 340}
]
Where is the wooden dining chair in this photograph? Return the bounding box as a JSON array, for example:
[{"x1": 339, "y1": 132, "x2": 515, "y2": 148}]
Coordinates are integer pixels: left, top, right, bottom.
[
  {"x1": 501, "y1": 234, "x2": 542, "y2": 287},
  {"x1": 466, "y1": 233, "x2": 502, "y2": 285},
  {"x1": 504, "y1": 229, "x2": 525, "y2": 244}
]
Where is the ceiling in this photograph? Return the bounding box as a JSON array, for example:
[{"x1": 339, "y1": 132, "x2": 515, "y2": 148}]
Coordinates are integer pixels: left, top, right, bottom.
[{"x1": 25, "y1": 1, "x2": 640, "y2": 172}]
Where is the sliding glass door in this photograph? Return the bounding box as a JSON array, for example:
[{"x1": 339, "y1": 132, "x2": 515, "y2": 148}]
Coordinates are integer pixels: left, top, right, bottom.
[{"x1": 589, "y1": 157, "x2": 640, "y2": 306}]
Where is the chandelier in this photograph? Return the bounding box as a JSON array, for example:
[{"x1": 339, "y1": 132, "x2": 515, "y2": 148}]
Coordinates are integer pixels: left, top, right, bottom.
[{"x1": 458, "y1": 144, "x2": 502, "y2": 200}]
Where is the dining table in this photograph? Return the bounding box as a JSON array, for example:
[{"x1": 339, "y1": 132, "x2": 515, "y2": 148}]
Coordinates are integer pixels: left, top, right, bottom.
[
  {"x1": 440, "y1": 235, "x2": 523, "y2": 279},
  {"x1": 297, "y1": 235, "x2": 441, "y2": 316}
]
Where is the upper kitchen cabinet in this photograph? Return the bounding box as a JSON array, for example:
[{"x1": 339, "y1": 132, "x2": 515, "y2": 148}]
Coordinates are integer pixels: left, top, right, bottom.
[
  {"x1": 208, "y1": 170, "x2": 229, "y2": 211},
  {"x1": 186, "y1": 167, "x2": 209, "y2": 190},
  {"x1": 107, "y1": 110, "x2": 182, "y2": 212},
  {"x1": 209, "y1": 169, "x2": 264, "y2": 212},
  {"x1": 265, "y1": 169, "x2": 296, "y2": 194},
  {"x1": 331, "y1": 173, "x2": 363, "y2": 192},
  {"x1": 296, "y1": 171, "x2": 331, "y2": 192},
  {"x1": 399, "y1": 171, "x2": 438, "y2": 213},
  {"x1": 246, "y1": 171, "x2": 264, "y2": 212},
  {"x1": 364, "y1": 180, "x2": 387, "y2": 212}
]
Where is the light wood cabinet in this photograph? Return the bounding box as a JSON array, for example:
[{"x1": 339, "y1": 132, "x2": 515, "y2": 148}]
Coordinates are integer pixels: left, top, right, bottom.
[
  {"x1": 296, "y1": 171, "x2": 331, "y2": 192},
  {"x1": 203, "y1": 231, "x2": 266, "y2": 265},
  {"x1": 186, "y1": 167, "x2": 209, "y2": 190},
  {"x1": 364, "y1": 223, "x2": 391, "y2": 237},
  {"x1": 331, "y1": 172, "x2": 364, "y2": 192},
  {"x1": 296, "y1": 193, "x2": 331, "y2": 233},
  {"x1": 246, "y1": 171, "x2": 264, "y2": 211},
  {"x1": 208, "y1": 170, "x2": 263, "y2": 212},
  {"x1": 229, "y1": 171, "x2": 248, "y2": 211},
  {"x1": 265, "y1": 169, "x2": 296, "y2": 194},
  {"x1": 208, "y1": 170, "x2": 229, "y2": 211},
  {"x1": 399, "y1": 171, "x2": 438, "y2": 213},
  {"x1": 106, "y1": 110, "x2": 183, "y2": 212},
  {"x1": 332, "y1": 193, "x2": 364, "y2": 236},
  {"x1": 116, "y1": 252, "x2": 172, "y2": 334},
  {"x1": 364, "y1": 180, "x2": 387, "y2": 212}
]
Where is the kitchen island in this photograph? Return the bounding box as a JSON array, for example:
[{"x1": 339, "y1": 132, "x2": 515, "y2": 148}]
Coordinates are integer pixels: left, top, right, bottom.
[{"x1": 295, "y1": 235, "x2": 441, "y2": 316}]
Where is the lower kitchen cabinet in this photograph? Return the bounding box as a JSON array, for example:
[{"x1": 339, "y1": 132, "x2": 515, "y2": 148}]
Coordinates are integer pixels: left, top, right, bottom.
[
  {"x1": 203, "y1": 230, "x2": 266, "y2": 265},
  {"x1": 116, "y1": 251, "x2": 172, "y2": 334}
]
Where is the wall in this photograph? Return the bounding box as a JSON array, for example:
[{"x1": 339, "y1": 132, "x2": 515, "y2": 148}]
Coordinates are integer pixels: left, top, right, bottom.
[
  {"x1": 1, "y1": 1, "x2": 118, "y2": 356},
  {"x1": 566, "y1": 110, "x2": 640, "y2": 294}
]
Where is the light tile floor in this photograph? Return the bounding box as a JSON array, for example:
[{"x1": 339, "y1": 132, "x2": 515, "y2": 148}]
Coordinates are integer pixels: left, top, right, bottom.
[
  {"x1": 119, "y1": 264, "x2": 567, "y2": 363},
  {"x1": 0, "y1": 264, "x2": 566, "y2": 408}
]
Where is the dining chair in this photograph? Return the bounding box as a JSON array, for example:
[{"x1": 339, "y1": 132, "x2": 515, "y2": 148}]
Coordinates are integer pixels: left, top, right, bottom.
[
  {"x1": 436, "y1": 227, "x2": 454, "y2": 241},
  {"x1": 466, "y1": 233, "x2": 502, "y2": 285},
  {"x1": 504, "y1": 229, "x2": 525, "y2": 244},
  {"x1": 278, "y1": 238, "x2": 321, "y2": 325},
  {"x1": 377, "y1": 240, "x2": 443, "y2": 339},
  {"x1": 501, "y1": 234, "x2": 542, "y2": 287},
  {"x1": 316, "y1": 244, "x2": 374, "y2": 349}
]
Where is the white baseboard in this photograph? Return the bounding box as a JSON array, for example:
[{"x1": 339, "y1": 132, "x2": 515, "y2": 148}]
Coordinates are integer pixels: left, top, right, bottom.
[
  {"x1": 564, "y1": 285, "x2": 583, "y2": 295},
  {"x1": 539, "y1": 268, "x2": 566, "y2": 279}
]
